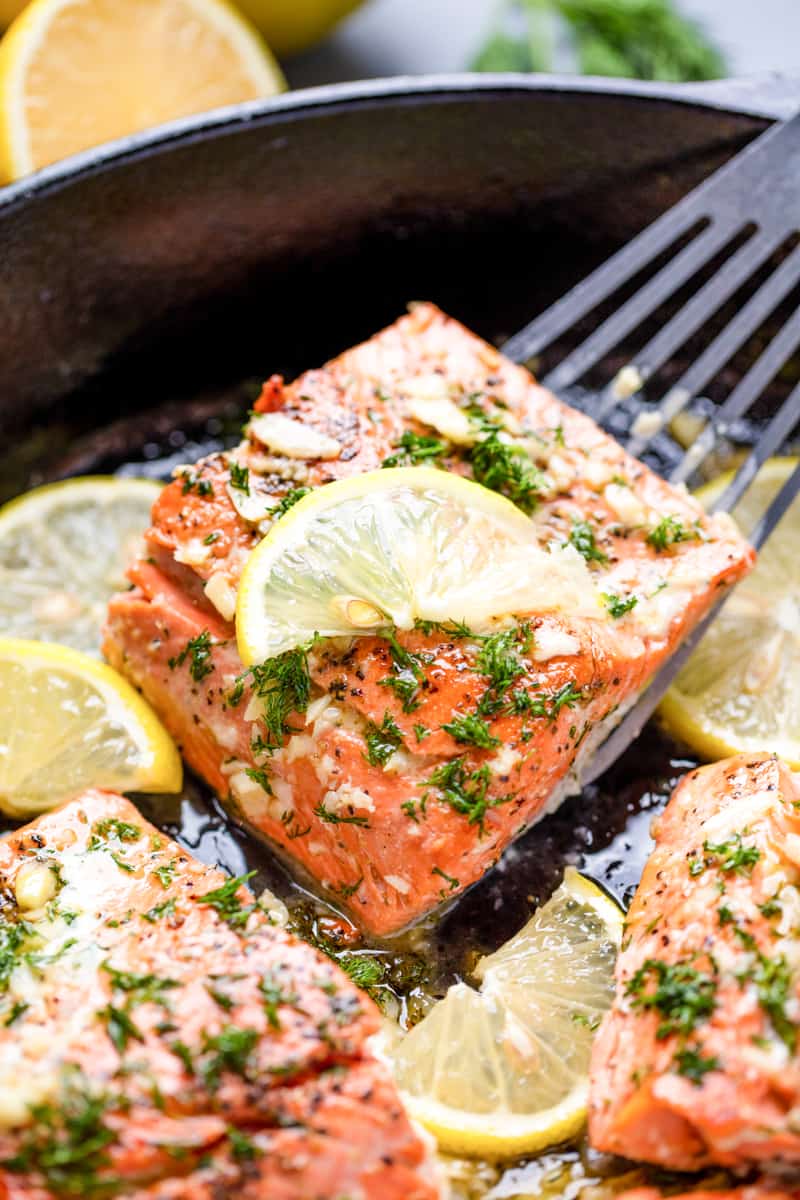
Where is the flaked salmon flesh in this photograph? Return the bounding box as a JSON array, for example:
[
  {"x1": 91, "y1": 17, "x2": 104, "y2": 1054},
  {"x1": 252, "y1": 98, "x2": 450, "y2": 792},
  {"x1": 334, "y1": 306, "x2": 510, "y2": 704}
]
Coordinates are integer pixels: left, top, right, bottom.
[
  {"x1": 590, "y1": 753, "x2": 800, "y2": 1174},
  {"x1": 618, "y1": 1186, "x2": 799, "y2": 1200},
  {"x1": 104, "y1": 303, "x2": 754, "y2": 935},
  {"x1": 0, "y1": 791, "x2": 441, "y2": 1199}
]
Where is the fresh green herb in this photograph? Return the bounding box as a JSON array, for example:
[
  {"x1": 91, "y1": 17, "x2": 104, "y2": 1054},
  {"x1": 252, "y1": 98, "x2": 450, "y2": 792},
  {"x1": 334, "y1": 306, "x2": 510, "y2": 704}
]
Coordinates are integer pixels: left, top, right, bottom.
[
  {"x1": 168, "y1": 630, "x2": 216, "y2": 682},
  {"x1": 625, "y1": 958, "x2": 717, "y2": 1039},
  {"x1": 749, "y1": 953, "x2": 797, "y2": 1050},
  {"x1": 98, "y1": 1004, "x2": 144, "y2": 1055},
  {"x1": 432, "y1": 866, "x2": 460, "y2": 893},
  {"x1": 474, "y1": 624, "x2": 530, "y2": 715},
  {"x1": 603, "y1": 592, "x2": 638, "y2": 618},
  {"x1": 469, "y1": 431, "x2": 545, "y2": 513},
  {"x1": 422, "y1": 757, "x2": 509, "y2": 831},
  {"x1": 245, "y1": 640, "x2": 316, "y2": 754},
  {"x1": 203, "y1": 531, "x2": 220, "y2": 544},
  {"x1": 169, "y1": 1040, "x2": 195, "y2": 1075},
  {"x1": 90, "y1": 819, "x2": 142, "y2": 846},
  {"x1": 273, "y1": 487, "x2": 311, "y2": 518},
  {"x1": 378, "y1": 634, "x2": 431, "y2": 713},
  {"x1": 509, "y1": 681, "x2": 583, "y2": 722},
  {"x1": 142, "y1": 897, "x2": 177, "y2": 924},
  {"x1": 109, "y1": 854, "x2": 134, "y2": 874},
  {"x1": 205, "y1": 984, "x2": 235, "y2": 1012},
  {"x1": 568, "y1": 520, "x2": 609, "y2": 565},
  {"x1": 228, "y1": 1128, "x2": 257, "y2": 1161},
  {"x1": 102, "y1": 963, "x2": 179, "y2": 1007},
  {"x1": 152, "y1": 862, "x2": 176, "y2": 889},
  {"x1": 179, "y1": 470, "x2": 213, "y2": 497},
  {"x1": 647, "y1": 515, "x2": 700, "y2": 552},
  {"x1": 364, "y1": 711, "x2": 403, "y2": 767},
  {"x1": 717, "y1": 903, "x2": 736, "y2": 926},
  {"x1": 413, "y1": 617, "x2": 475, "y2": 639},
  {"x1": 570, "y1": 1012, "x2": 600, "y2": 1031},
  {"x1": 0, "y1": 919, "x2": 37, "y2": 992},
  {"x1": 338, "y1": 954, "x2": 385, "y2": 990},
  {"x1": 3, "y1": 1071, "x2": 121, "y2": 1196},
  {"x1": 4, "y1": 1000, "x2": 28, "y2": 1026},
  {"x1": 759, "y1": 897, "x2": 782, "y2": 918},
  {"x1": 197, "y1": 871, "x2": 258, "y2": 930},
  {"x1": 244, "y1": 766, "x2": 273, "y2": 795},
  {"x1": 382, "y1": 430, "x2": 449, "y2": 468},
  {"x1": 336, "y1": 876, "x2": 364, "y2": 900},
  {"x1": 674, "y1": 1045, "x2": 721, "y2": 1085},
  {"x1": 314, "y1": 803, "x2": 370, "y2": 828},
  {"x1": 441, "y1": 711, "x2": 501, "y2": 749},
  {"x1": 199, "y1": 1026, "x2": 258, "y2": 1091},
  {"x1": 472, "y1": 0, "x2": 725, "y2": 84},
  {"x1": 691, "y1": 833, "x2": 761, "y2": 878},
  {"x1": 413, "y1": 723, "x2": 431, "y2": 742},
  {"x1": 228, "y1": 461, "x2": 250, "y2": 492},
  {"x1": 259, "y1": 971, "x2": 298, "y2": 1030}
]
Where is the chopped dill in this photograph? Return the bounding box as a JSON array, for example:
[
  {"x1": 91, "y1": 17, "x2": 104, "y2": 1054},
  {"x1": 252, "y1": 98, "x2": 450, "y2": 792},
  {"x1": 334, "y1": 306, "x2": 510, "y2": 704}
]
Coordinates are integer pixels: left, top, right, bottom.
[
  {"x1": 468, "y1": 431, "x2": 545, "y2": 513},
  {"x1": 568, "y1": 520, "x2": 609, "y2": 565},
  {"x1": 168, "y1": 630, "x2": 216, "y2": 683},
  {"x1": 382, "y1": 431, "x2": 448, "y2": 468},
  {"x1": 364, "y1": 711, "x2": 403, "y2": 767}
]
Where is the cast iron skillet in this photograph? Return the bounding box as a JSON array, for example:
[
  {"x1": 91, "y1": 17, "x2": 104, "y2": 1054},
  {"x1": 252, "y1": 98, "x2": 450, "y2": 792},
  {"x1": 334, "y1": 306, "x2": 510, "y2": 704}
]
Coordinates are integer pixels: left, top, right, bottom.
[{"x1": 0, "y1": 74, "x2": 798, "y2": 1186}]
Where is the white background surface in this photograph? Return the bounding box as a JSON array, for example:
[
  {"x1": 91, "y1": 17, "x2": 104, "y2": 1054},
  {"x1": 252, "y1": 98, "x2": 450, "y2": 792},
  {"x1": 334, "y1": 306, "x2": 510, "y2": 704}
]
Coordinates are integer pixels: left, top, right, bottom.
[{"x1": 285, "y1": 0, "x2": 800, "y2": 88}]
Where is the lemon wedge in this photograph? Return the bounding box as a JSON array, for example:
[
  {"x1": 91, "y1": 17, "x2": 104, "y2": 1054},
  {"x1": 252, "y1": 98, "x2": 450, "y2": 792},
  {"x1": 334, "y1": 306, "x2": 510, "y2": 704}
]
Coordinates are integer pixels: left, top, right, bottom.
[
  {"x1": 0, "y1": 476, "x2": 160, "y2": 656},
  {"x1": 0, "y1": 0, "x2": 285, "y2": 182},
  {"x1": 659, "y1": 457, "x2": 800, "y2": 767},
  {"x1": 236, "y1": 467, "x2": 601, "y2": 664},
  {"x1": 0, "y1": 637, "x2": 182, "y2": 815},
  {"x1": 384, "y1": 869, "x2": 623, "y2": 1159}
]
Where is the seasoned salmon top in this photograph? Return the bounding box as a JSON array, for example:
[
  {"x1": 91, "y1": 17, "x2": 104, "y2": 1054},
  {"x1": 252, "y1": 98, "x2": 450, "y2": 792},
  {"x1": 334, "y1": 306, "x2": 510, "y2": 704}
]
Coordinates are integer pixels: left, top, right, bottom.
[
  {"x1": 590, "y1": 753, "x2": 800, "y2": 1174},
  {"x1": 106, "y1": 304, "x2": 754, "y2": 934},
  {"x1": 0, "y1": 791, "x2": 440, "y2": 1199}
]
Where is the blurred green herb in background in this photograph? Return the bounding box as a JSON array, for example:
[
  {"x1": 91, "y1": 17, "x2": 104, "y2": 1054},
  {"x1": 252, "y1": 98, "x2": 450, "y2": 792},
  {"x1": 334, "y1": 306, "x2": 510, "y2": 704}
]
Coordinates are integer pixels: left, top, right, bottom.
[{"x1": 472, "y1": 0, "x2": 726, "y2": 82}]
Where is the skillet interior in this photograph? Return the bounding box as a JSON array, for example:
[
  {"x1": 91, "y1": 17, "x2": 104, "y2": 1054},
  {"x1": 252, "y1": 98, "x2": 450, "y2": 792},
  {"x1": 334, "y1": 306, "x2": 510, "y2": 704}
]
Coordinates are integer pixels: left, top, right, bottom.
[{"x1": 0, "y1": 76, "x2": 796, "y2": 1195}]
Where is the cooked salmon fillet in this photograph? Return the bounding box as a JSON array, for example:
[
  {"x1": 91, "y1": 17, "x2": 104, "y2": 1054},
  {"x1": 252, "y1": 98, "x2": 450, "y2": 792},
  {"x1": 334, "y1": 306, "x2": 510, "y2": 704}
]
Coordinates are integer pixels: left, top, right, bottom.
[
  {"x1": 104, "y1": 303, "x2": 754, "y2": 936},
  {"x1": 0, "y1": 791, "x2": 441, "y2": 1199},
  {"x1": 618, "y1": 1186, "x2": 798, "y2": 1200},
  {"x1": 590, "y1": 753, "x2": 800, "y2": 1172}
]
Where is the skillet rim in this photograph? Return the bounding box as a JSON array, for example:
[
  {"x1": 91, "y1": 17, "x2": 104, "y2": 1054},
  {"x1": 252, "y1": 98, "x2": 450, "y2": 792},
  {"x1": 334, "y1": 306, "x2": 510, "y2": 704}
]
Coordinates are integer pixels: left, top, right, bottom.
[{"x1": 0, "y1": 70, "x2": 793, "y2": 212}]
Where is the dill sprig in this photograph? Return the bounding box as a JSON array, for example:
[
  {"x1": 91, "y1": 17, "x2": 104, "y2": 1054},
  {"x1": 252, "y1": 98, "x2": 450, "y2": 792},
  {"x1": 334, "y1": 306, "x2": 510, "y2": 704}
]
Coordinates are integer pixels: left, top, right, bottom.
[{"x1": 469, "y1": 431, "x2": 545, "y2": 513}]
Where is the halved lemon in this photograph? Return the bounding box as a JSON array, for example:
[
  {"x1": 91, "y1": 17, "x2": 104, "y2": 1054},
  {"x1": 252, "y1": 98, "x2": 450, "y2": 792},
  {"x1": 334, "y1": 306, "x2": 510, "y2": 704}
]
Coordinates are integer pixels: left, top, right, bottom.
[
  {"x1": 659, "y1": 457, "x2": 800, "y2": 767},
  {"x1": 0, "y1": 476, "x2": 160, "y2": 657},
  {"x1": 0, "y1": 637, "x2": 182, "y2": 815},
  {"x1": 0, "y1": 0, "x2": 285, "y2": 182},
  {"x1": 384, "y1": 869, "x2": 623, "y2": 1159},
  {"x1": 236, "y1": 466, "x2": 601, "y2": 664}
]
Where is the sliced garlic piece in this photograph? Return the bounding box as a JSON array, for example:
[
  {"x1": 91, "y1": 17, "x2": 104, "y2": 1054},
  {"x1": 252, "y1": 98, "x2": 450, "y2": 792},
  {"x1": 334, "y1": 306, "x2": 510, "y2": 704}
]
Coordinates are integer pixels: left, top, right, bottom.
[
  {"x1": 226, "y1": 482, "x2": 280, "y2": 524},
  {"x1": 406, "y1": 391, "x2": 475, "y2": 446},
  {"x1": 249, "y1": 412, "x2": 342, "y2": 460},
  {"x1": 204, "y1": 571, "x2": 237, "y2": 623}
]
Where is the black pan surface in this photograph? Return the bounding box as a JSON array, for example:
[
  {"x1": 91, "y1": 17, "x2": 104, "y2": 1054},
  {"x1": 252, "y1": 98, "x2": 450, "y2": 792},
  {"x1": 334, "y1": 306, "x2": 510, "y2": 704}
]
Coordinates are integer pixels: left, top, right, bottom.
[{"x1": 1, "y1": 74, "x2": 798, "y2": 1197}]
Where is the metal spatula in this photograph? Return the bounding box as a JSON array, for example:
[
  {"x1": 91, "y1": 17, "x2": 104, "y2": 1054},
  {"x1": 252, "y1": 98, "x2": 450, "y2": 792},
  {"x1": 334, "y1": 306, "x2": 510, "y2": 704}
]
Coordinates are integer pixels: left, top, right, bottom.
[{"x1": 504, "y1": 110, "x2": 800, "y2": 782}]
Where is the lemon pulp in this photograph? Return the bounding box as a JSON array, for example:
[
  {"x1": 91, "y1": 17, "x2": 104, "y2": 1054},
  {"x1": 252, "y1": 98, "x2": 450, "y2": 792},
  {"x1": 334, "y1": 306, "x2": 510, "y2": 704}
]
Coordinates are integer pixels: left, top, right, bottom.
[
  {"x1": 383, "y1": 869, "x2": 623, "y2": 1159},
  {"x1": 0, "y1": 476, "x2": 161, "y2": 656},
  {"x1": 0, "y1": 637, "x2": 182, "y2": 815},
  {"x1": 660, "y1": 457, "x2": 800, "y2": 767},
  {"x1": 236, "y1": 467, "x2": 602, "y2": 665}
]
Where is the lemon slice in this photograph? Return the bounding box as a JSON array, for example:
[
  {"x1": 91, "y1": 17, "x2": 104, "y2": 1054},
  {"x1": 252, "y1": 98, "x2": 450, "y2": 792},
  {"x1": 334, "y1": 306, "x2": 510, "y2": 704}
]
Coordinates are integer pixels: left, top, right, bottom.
[
  {"x1": 0, "y1": 637, "x2": 182, "y2": 815},
  {"x1": 0, "y1": 476, "x2": 160, "y2": 657},
  {"x1": 659, "y1": 457, "x2": 800, "y2": 767},
  {"x1": 0, "y1": 0, "x2": 285, "y2": 182},
  {"x1": 236, "y1": 466, "x2": 601, "y2": 664},
  {"x1": 384, "y1": 869, "x2": 623, "y2": 1159}
]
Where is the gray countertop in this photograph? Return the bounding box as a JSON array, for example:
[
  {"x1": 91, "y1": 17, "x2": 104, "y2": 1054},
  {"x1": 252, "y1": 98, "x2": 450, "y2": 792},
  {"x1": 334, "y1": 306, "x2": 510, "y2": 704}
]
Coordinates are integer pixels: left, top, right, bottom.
[{"x1": 285, "y1": 0, "x2": 800, "y2": 90}]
